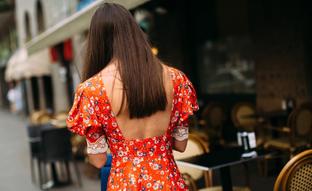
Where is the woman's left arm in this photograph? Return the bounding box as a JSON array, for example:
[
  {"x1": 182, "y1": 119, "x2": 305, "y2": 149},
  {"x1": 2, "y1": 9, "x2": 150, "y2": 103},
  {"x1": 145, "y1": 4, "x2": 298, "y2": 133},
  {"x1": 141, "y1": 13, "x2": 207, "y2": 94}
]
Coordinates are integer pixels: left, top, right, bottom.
[{"x1": 172, "y1": 71, "x2": 199, "y2": 152}]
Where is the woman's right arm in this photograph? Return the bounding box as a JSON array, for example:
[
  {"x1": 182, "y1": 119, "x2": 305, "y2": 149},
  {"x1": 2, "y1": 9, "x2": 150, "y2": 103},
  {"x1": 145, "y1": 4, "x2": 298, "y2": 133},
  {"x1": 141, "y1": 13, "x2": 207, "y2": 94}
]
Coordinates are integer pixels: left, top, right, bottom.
[
  {"x1": 67, "y1": 84, "x2": 109, "y2": 168},
  {"x1": 88, "y1": 153, "x2": 107, "y2": 168}
]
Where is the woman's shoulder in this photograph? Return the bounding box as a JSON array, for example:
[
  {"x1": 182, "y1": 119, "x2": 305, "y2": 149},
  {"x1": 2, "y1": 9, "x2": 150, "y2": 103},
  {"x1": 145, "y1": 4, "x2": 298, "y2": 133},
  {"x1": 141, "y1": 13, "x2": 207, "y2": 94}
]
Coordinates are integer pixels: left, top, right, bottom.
[
  {"x1": 75, "y1": 74, "x2": 103, "y2": 97},
  {"x1": 164, "y1": 65, "x2": 192, "y2": 84}
]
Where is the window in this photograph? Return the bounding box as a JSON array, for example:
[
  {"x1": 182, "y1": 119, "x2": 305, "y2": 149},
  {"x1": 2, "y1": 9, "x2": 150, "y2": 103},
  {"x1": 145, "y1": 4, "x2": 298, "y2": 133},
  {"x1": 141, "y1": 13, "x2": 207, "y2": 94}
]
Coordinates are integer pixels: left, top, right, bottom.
[
  {"x1": 24, "y1": 12, "x2": 31, "y2": 41},
  {"x1": 36, "y1": 1, "x2": 45, "y2": 33}
]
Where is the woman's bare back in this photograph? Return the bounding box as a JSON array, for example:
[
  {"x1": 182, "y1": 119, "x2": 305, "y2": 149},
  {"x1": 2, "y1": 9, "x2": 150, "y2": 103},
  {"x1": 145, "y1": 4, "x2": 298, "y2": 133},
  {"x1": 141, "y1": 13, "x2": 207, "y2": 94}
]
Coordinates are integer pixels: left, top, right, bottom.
[{"x1": 100, "y1": 63, "x2": 174, "y2": 140}]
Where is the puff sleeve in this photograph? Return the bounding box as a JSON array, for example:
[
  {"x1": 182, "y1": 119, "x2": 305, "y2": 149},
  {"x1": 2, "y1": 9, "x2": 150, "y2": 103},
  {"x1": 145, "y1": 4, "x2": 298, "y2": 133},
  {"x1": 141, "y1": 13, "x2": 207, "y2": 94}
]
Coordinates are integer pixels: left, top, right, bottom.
[
  {"x1": 66, "y1": 84, "x2": 108, "y2": 154},
  {"x1": 172, "y1": 72, "x2": 199, "y2": 141}
]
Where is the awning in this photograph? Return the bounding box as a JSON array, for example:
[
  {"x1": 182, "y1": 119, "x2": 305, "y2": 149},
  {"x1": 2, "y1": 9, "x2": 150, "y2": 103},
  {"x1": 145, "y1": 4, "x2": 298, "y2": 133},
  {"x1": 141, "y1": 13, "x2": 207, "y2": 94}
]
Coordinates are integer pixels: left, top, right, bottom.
[
  {"x1": 5, "y1": 48, "x2": 28, "y2": 81},
  {"x1": 26, "y1": 0, "x2": 148, "y2": 55},
  {"x1": 5, "y1": 48, "x2": 52, "y2": 82},
  {"x1": 19, "y1": 49, "x2": 52, "y2": 79}
]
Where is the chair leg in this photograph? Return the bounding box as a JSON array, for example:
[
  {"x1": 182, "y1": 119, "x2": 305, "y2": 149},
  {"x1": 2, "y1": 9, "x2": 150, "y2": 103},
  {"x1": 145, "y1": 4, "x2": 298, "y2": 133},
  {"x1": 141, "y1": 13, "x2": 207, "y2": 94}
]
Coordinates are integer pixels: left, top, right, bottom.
[
  {"x1": 204, "y1": 170, "x2": 213, "y2": 187},
  {"x1": 182, "y1": 173, "x2": 197, "y2": 191},
  {"x1": 73, "y1": 160, "x2": 82, "y2": 187},
  {"x1": 37, "y1": 159, "x2": 43, "y2": 189},
  {"x1": 41, "y1": 162, "x2": 49, "y2": 190},
  {"x1": 60, "y1": 161, "x2": 67, "y2": 182},
  {"x1": 30, "y1": 156, "x2": 35, "y2": 184},
  {"x1": 65, "y1": 161, "x2": 72, "y2": 184}
]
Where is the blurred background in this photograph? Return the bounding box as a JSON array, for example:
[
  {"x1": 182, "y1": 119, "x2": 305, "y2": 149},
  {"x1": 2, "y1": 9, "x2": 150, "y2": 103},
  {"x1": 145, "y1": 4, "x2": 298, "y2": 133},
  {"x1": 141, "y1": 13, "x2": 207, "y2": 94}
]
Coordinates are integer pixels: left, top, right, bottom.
[{"x1": 0, "y1": 0, "x2": 312, "y2": 191}]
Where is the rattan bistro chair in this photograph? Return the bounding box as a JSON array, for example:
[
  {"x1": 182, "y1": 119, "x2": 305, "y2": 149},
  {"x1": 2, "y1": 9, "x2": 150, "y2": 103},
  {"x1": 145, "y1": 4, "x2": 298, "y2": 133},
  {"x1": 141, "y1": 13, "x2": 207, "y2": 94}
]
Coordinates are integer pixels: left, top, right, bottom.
[
  {"x1": 173, "y1": 134, "x2": 212, "y2": 190},
  {"x1": 231, "y1": 102, "x2": 258, "y2": 132},
  {"x1": 274, "y1": 149, "x2": 312, "y2": 191},
  {"x1": 199, "y1": 103, "x2": 226, "y2": 149},
  {"x1": 30, "y1": 110, "x2": 52, "y2": 125},
  {"x1": 232, "y1": 102, "x2": 271, "y2": 148},
  {"x1": 264, "y1": 104, "x2": 312, "y2": 154},
  {"x1": 200, "y1": 103, "x2": 226, "y2": 130}
]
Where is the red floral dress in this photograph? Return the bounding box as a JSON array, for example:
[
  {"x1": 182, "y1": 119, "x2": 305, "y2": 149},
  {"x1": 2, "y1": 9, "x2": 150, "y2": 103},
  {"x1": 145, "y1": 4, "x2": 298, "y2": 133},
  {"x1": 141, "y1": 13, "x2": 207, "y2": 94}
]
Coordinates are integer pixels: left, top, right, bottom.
[{"x1": 66, "y1": 67, "x2": 199, "y2": 191}]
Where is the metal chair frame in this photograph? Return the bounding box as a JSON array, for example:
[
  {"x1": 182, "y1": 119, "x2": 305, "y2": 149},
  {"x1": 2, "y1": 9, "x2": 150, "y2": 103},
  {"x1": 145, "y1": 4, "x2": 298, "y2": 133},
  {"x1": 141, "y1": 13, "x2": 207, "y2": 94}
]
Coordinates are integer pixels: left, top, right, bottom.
[{"x1": 38, "y1": 127, "x2": 82, "y2": 189}]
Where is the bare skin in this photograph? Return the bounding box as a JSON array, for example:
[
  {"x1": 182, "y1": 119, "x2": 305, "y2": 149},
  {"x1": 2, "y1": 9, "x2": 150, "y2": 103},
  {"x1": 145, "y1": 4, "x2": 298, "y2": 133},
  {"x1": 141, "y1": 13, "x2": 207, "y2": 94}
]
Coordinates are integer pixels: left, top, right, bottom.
[{"x1": 88, "y1": 62, "x2": 187, "y2": 168}]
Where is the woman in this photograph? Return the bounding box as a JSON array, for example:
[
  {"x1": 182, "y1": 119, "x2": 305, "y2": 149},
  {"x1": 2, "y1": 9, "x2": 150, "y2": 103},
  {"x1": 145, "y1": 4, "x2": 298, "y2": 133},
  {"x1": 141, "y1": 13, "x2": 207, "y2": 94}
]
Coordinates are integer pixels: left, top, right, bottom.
[{"x1": 66, "y1": 3, "x2": 198, "y2": 190}]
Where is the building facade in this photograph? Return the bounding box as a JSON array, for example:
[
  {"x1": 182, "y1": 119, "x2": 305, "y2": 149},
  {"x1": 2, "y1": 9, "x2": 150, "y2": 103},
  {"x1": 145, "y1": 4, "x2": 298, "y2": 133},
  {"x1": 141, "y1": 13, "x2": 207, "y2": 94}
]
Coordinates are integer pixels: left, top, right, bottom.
[{"x1": 15, "y1": 0, "x2": 79, "y2": 114}]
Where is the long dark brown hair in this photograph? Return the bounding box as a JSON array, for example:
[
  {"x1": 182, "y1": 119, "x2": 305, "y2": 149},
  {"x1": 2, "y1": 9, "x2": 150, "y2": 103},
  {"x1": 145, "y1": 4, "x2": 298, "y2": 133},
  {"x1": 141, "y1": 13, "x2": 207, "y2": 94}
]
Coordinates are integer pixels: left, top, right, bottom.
[{"x1": 82, "y1": 3, "x2": 167, "y2": 119}]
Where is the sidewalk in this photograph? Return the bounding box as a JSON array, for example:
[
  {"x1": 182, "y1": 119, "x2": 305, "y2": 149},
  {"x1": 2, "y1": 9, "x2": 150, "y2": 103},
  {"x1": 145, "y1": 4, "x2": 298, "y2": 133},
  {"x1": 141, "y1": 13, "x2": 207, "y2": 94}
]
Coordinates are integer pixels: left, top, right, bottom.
[{"x1": 0, "y1": 109, "x2": 100, "y2": 191}]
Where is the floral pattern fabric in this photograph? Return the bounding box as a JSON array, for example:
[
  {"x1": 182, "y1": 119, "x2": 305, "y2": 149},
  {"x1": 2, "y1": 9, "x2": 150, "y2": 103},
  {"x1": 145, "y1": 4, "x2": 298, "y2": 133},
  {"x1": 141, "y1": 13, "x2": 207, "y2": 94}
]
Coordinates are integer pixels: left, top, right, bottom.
[{"x1": 67, "y1": 67, "x2": 199, "y2": 191}]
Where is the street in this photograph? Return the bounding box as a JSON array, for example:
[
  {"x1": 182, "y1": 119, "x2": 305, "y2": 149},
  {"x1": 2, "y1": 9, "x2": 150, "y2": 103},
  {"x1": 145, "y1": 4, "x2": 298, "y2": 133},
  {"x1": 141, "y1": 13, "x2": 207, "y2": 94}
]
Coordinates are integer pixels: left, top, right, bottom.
[{"x1": 0, "y1": 109, "x2": 100, "y2": 191}]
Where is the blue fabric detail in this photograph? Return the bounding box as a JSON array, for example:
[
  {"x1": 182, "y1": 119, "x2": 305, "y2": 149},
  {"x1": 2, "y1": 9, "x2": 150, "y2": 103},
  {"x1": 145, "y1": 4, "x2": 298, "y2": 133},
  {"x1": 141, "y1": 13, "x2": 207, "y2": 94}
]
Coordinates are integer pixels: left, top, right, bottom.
[{"x1": 100, "y1": 154, "x2": 112, "y2": 191}]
